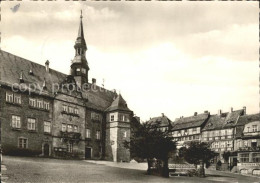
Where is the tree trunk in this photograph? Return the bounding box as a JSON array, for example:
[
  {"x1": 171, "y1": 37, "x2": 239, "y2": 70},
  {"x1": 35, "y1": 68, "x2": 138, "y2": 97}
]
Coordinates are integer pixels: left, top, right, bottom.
[
  {"x1": 162, "y1": 158, "x2": 169, "y2": 178},
  {"x1": 147, "y1": 158, "x2": 153, "y2": 175},
  {"x1": 198, "y1": 161, "x2": 205, "y2": 177}
]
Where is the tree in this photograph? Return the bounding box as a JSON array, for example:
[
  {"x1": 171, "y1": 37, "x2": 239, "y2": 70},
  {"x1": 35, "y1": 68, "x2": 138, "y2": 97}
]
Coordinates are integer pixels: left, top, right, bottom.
[
  {"x1": 179, "y1": 141, "x2": 216, "y2": 177},
  {"x1": 125, "y1": 121, "x2": 176, "y2": 178}
]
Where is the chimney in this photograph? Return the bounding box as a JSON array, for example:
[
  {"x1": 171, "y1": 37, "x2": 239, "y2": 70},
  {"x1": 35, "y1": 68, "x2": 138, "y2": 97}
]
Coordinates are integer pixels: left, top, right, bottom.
[
  {"x1": 194, "y1": 112, "x2": 197, "y2": 116},
  {"x1": 19, "y1": 71, "x2": 24, "y2": 83},
  {"x1": 45, "y1": 60, "x2": 50, "y2": 72},
  {"x1": 92, "y1": 78, "x2": 96, "y2": 85},
  {"x1": 218, "y1": 109, "x2": 222, "y2": 116},
  {"x1": 243, "y1": 106, "x2": 246, "y2": 115},
  {"x1": 162, "y1": 113, "x2": 164, "y2": 117},
  {"x1": 230, "y1": 107, "x2": 233, "y2": 113}
]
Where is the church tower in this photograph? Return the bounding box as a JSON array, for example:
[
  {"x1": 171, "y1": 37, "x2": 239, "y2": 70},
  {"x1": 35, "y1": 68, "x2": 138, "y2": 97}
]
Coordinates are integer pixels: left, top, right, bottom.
[{"x1": 70, "y1": 11, "x2": 89, "y2": 87}]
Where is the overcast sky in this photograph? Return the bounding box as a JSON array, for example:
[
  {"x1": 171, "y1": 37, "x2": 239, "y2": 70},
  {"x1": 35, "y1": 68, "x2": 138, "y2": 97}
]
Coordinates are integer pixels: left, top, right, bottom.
[{"x1": 1, "y1": 1, "x2": 259, "y2": 121}]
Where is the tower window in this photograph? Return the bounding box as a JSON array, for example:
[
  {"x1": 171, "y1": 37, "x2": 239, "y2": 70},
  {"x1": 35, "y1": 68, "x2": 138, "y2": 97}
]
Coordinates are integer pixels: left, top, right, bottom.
[{"x1": 110, "y1": 115, "x2": 114, "y2": 122}]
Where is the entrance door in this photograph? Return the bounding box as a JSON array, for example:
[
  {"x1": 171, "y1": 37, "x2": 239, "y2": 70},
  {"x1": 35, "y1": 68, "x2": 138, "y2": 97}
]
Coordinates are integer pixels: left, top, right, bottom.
[
  {"x1": 85, "y1": 148, "x2": 91, "y2": 159},
  {"x1": 43, "y1": 144, "x2": 50, "y2": 156}
]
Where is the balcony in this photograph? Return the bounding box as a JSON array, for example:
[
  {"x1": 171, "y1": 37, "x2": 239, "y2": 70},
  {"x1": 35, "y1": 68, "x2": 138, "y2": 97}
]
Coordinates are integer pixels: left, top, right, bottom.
[{"x1": 60, "y1": 131, "x2": 81, "y2": 143}]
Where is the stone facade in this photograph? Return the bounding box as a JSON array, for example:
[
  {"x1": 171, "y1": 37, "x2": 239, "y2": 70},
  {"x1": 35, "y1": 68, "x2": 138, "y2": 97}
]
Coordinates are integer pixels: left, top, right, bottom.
[{"x1": 0, "y1": 13, "x2": 133, "y2": 162}]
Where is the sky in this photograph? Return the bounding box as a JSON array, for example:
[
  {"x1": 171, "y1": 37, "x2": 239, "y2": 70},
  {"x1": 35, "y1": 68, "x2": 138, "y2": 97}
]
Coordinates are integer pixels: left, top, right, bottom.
[{"x1": 1, "y1": 1, "x2": 259, "y2": 122}]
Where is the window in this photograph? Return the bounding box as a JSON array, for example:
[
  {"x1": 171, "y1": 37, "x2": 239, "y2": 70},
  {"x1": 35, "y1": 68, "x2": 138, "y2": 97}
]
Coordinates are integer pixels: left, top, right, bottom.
[
  {"x1": 6, "y1": 92, "x2": 13, "y2": 103},
  {"x1": 220, "y1": 141, "x2": 225, "y2": 148},
  {"x1": 192, "y1": 128, "x2": 197, "y2": 132},
  {"x1": 44, "y1": 121, "x2": 51, "y2": 133},
  {"x1": 67, "y1": 124, "x2": 73, "y2": 132},
  {"x1": 253, "y1": 153, "x2": 260, "y2": 163},
  {"x1": 29, "y1": 98, "x2": 36, "y2": 107},
  {"x1": 91, "y1": 112, "x2": 95, "y2": 119},
  {"x1": 119, "y1": 114, "x2": 125, "y2": 121},
  {"x1": 18, "y1": 138, "x2": 28, "y2": 148},
  {"x1": 196, "y1": 127, "x2": 200, "y2": 133},
  {"x1": 244, "y1": 140, "x2": 248, "y2": 147},
  {"x1": 74, "y1": 108, "x2": 79, "y2": 115},
  {"x1": 63, "y1": 105, "x2": 68, "y2": 112},
  {"x1": 62, "y1": 124, "x2": 66, "y2": 132},
  {"x1": 27, "y1": 118, "x2": 36, "y2": 130},
  {"x1": 68, "y1": 107, "x2": 74, "y2": 114},
  {"x1": 76, "y1": 68, "x2": 81, "y2": 72},
  {"x1": 43, "y1": 102, "x2": 49, "y2": 110},
  {"x1": 14, "y1": 94, "x2": 21, "y2": 104},
  {"x1": 123, "y1": 131, "x2": 127, "y2": 138},
  {"x1": 215, "y1": 130, "x2": 219, "y2": 137},
  {"x1": 110, "y1": 115, "x2": 114, "y2": 122},
  {"x1": 227, "y1": 129, "x2": 233, "y2": 135},
  {"x1": 96, "y1": 114, "x2": 101, "y2": 121},
  {"x1": 86, "y1": 129, "x2": 91, "y2": 138},
  {"x1": 37, "y1": 100, "x2": 43, "y2": 108},
  {"x1": 91, "y1": 112, "x2": 101, "y2": 121},
  {"x1": 74, "y1": 125, "x2": 78, "y2": 132},
  {"x1": 12, "y1": 115, "x2": 21, "y2": 128},
  {"x1": 252, "y1": 125, "x2": 257, "y2": 132},
  {"x1": 227, "y1": 141, "x2": 232, "y2": 147},
  {"x1": 82, "y1": 68, "x2": 86, "y2": 74},
  {"x1": 247, "y1": 127, "x2": 250, "y2": 132},
  {"x1": 67, "y1": 142, "x2": 73, "y2": 153},
  {"x1": 214, "y1": 142, "x2": 219, "y2": 148},
  {"x1": 221, "y1": 130, "x2": 226, "y2": 136},
  {"x1": 240, "y1": 153, "x2": 249, "y2": 163},
  {"x1": 96, "y1": 130, "x2": 101, "y2": 140}
]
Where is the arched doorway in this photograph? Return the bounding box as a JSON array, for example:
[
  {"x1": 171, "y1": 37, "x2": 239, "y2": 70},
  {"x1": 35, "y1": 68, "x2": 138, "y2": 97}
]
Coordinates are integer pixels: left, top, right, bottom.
[{"x1": 43, "y1": 144, "x2": 50, "y2": 157}]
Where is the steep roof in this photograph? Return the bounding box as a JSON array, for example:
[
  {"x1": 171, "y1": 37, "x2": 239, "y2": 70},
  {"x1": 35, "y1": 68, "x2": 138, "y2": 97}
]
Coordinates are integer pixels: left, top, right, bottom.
[
  {"x1": 202, "y1": 109, "x2": 245, "y2": 131},
  {"x1": 105, "y1": 94, "x2": 132, "y2": 112},
  {"x1": 147, "y1": 115, "x2": 172, "y2": 127},
  {"x1": 236, "y1": 113, "x2": 260, "y2": 126},
  {"x1": 235, "y1": 113, "x2": 260, "y2": 138},
  {"x1": 0, "y1": 49, "x2": 117, "y2": 112},
  {"x1": 171, "y1": 113, "x2": 209, "y2": 131}
]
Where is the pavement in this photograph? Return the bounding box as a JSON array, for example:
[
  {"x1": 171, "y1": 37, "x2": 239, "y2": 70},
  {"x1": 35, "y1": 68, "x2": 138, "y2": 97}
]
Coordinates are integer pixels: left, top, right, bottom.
[{"x1": 2, "y1": 156, "x2": 260, "y2": 183}]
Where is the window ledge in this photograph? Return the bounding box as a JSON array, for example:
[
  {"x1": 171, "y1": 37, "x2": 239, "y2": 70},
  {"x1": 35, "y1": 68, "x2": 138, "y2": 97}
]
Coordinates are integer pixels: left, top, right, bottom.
[
  {"x1": 12, "y1": 128, "x2": 21, "y2": 131},
  {"x1": 29, "y1": 106, "x2": 49, "y2": 112},
  {"x1": 61, "y1": 111, "x2": 79, "y2": 117},
  {"x1": 28, "y1": 130, "x2": 37, "y2": 133},
  {"x1": 91, "y1": 119, "x2": 101, "y2": 123},
  {"x1": 6, "y1": 102, "x2": 21, "y2": 107}
]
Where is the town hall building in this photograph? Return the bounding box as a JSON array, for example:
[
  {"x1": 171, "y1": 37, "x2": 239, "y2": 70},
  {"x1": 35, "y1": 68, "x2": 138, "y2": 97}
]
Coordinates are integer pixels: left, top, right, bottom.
[{"x1": 0, "y1": 13, "x2": 133, "y2": 162}]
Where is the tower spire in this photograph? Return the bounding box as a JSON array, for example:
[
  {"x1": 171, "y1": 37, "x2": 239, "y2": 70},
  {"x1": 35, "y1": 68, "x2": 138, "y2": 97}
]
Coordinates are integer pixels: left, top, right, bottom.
[
  {"x1": 77, "y1": 10, "x2": 85, "y2": 44},
  {"x1": 70, "y1": 10, "x2": 89, "y2": 86}
]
